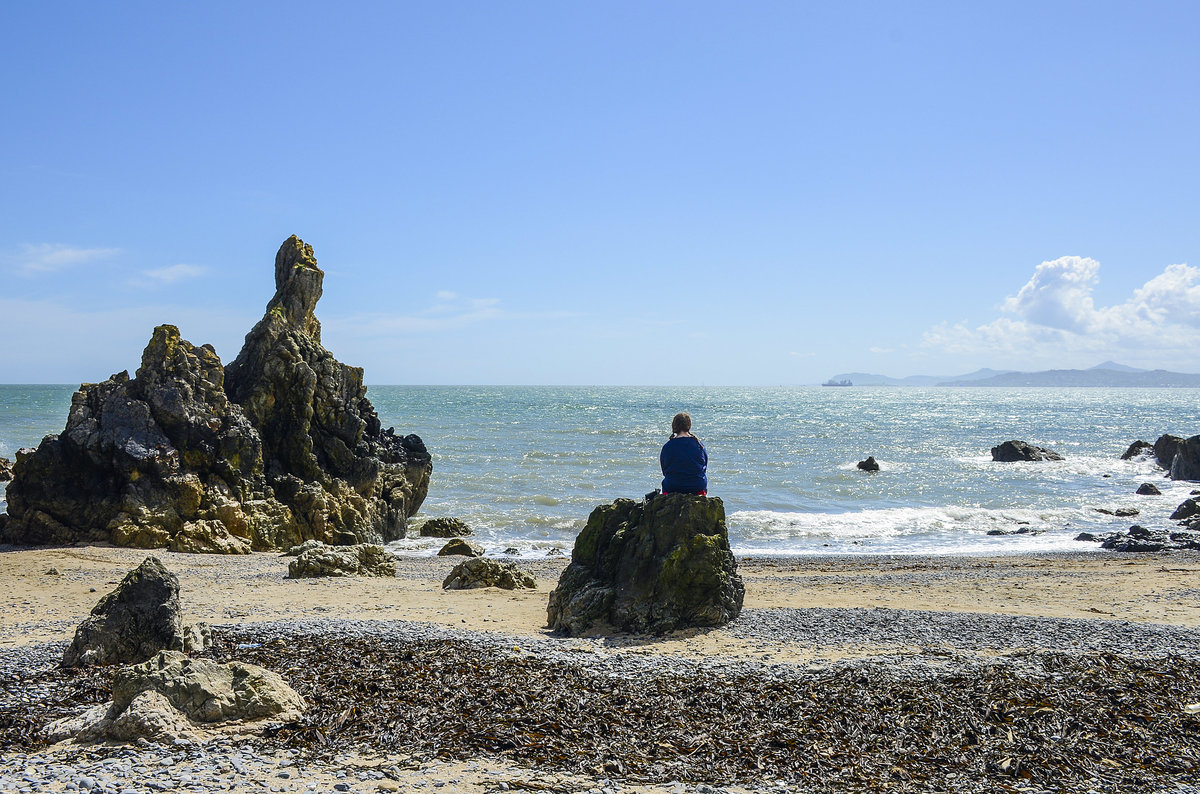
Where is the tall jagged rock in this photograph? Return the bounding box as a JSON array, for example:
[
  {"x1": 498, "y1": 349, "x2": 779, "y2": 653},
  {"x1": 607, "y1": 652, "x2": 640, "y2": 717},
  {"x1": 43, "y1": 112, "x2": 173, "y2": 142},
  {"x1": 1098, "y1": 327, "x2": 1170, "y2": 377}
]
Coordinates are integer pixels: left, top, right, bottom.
[
  {"x1": 2, "y1": 236, "x2": 431, "y2": 551},
  {"x1": 225, "y1": 236, "x2": 431, "y2": 543}
]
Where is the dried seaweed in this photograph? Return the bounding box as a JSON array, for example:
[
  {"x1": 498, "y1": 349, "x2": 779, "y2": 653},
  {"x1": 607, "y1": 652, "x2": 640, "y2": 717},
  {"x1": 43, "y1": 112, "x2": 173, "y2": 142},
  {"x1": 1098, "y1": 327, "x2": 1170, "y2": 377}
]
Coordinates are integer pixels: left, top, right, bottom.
[{"x1": 4, "y1": 631, "x2": 1198, "y2": 793}]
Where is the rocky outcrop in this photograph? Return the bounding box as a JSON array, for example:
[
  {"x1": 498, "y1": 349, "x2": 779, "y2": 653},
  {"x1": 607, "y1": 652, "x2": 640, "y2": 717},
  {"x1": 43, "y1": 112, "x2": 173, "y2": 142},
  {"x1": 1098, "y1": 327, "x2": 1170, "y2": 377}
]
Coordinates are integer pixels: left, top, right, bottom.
[
  {"x1": 1168, "y1": 435, "x2": 1200, "y2": 481},
  {"x1": 547, "y1": 494, "x2": 744, "y2": 636},
  {"x1": 285, "y1": 543, "x2": 396, "y2": 578},
  {"x1": 856, "y1": 456, "x2": 880, "y2": 472},
  {"x1": 1121, "y1": 440, "x2": 1154, "y2": 460},
  {"x1": 1170, "y1": 498, "x2": 1200, "y2": 522},
  {"x1": 63, "y1": 557, "x2": 206, "y2": 667},
  {"x1": 1154, "y1": 434, "x2": 1185, "y2": 470},
  {"x1": 420, "y1": 517, "x2": 472, "y2": 537},
  {"x1": 437, "y1": 538, "x2": 483, "y2": 557},
  {"x1": 49, "y1": 650, "x2": 304, "y2": 744},
  {"x1": 1, "y1": 237, "x2": 431, "y2": 551},
  {"x1": 990, "y1": 440, "x2": 1064, "y2": 462},
  {"x1": 1077, "y1": 525, "x2": 1200, "y2": 553},
  {"x1": 0, "y1": 456, "x2": 12, "y2": 481},
  {"x1": 443, "y1": 557, "x2": 536, "y2": 590},
  {"x1": 224, "y1": 236, "x2": 430, "y2": 546}
]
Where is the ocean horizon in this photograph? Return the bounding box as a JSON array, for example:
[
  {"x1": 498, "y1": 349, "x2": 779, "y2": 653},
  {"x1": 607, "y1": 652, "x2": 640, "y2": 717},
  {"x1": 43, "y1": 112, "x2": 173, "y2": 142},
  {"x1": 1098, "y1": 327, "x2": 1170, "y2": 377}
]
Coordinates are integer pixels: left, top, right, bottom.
[{"x1": 2, "y1": 384, "x2": 1197, "y2": 558}]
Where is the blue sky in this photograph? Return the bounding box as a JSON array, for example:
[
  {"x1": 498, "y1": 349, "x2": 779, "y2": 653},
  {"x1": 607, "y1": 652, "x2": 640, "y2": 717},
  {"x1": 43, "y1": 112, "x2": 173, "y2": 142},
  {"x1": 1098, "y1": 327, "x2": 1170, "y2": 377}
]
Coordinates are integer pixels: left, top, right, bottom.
[{"x1": 2, "y1": 1, "x2": 1197, "y2": 385}]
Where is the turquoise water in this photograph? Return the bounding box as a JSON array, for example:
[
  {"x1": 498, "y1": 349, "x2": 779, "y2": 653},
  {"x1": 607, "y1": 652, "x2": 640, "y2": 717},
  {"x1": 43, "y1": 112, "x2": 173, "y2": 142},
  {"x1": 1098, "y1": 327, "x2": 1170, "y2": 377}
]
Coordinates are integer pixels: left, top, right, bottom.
[{"x1": 3, "y1": 385, "x2": 1198, "y2": 556}]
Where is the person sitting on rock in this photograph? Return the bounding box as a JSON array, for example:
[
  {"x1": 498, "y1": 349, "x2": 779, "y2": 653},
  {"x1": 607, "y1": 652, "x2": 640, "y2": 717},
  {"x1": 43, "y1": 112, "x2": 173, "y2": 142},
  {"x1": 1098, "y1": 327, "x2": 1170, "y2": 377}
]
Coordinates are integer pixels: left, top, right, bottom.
[{"x1": 660, "y1": 412, "x2": 707, "y2": 495}]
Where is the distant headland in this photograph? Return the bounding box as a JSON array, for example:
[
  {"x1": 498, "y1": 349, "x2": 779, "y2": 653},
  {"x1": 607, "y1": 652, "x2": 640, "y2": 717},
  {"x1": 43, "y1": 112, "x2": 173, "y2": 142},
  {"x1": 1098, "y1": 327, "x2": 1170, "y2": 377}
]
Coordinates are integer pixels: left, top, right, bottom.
[{"x1": 825, "y1": 361, "x2": 1200, "y2": 387}]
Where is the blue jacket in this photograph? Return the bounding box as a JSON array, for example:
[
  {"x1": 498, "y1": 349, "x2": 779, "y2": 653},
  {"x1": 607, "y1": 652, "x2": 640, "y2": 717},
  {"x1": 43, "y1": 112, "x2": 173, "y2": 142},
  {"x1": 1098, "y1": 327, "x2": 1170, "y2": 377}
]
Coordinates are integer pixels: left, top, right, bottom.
[{"x1": 660, "y1": 435, "x2": 708, "y2": 493}]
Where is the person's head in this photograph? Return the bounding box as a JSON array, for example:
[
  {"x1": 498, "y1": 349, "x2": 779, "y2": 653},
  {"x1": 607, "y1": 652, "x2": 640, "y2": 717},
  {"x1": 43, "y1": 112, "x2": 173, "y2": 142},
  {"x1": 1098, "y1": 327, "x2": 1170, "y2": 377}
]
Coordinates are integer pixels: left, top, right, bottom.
[{"x1": 671, "y1": 412, "x2": 692, "y2": 436}]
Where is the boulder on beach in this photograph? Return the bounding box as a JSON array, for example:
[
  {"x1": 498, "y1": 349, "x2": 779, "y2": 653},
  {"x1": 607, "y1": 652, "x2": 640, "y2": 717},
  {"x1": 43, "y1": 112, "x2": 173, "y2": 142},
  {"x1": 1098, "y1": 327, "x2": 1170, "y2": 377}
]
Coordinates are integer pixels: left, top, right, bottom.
[
  {"x1": 546, "y1": 493, "x2": 744, "y2": 636},
  {"x1": 419, "y1": 517, "x2": 472, "y2": 537},
  {"x1": 286, "y1": 543, "x2": 396, "y2": 578},
  {"x1": 62, "y1": 557, "x2": 207, "y2": 668},
  {"x1": 856, "y1": 456, "x2": 880, "y2": 472},
  {"x1": 1, "y1": 237, "x2": 431, "y2": 552},
  {"x1": 1120, "y1": 440, "x2": 1154, "y2": 460},
  {"x1": 443, "y1": 557, "x2": 536, "y2": 590},
  {"x1": 990, "y1": 440, "x2": 1064, "y2": 462},
  {"x1": 437, "y1": 538, "x2": 483, "y2": 557},
  {"x1": 1168, "y1": 435, "x2": 1200, "y2": 482},
  {"x1": 49, "y1": 650, "x2": 305, "y2": 745}
]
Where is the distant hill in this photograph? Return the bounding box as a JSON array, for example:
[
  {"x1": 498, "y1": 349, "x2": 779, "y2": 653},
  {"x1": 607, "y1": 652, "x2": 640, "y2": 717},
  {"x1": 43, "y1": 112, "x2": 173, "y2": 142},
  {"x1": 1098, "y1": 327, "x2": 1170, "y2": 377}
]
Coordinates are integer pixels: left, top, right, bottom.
[
  {"x1": 826, "y1": 368, "x2": 1013, "y2": 386},
  {"x1": 824, "y1": 362, "x2": 1200, "y2": 387},
  {"x1": 938, "y1": 368, "x2": 1200, "y2": 387}
]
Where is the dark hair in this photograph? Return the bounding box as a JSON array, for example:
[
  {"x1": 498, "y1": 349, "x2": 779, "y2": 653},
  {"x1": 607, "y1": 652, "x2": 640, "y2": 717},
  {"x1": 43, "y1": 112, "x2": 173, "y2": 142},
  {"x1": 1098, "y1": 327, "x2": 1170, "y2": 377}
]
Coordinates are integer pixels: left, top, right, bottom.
[{"x1": 671, "y1": 412, "x2": 692, "y2": 435}]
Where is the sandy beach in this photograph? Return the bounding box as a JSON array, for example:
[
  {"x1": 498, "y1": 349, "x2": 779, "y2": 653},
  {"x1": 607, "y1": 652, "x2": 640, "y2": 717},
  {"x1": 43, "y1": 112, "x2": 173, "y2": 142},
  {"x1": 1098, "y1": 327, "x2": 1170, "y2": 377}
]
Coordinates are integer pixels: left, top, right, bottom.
[
  {"x1": 4, "y1": 545, "x2": 1200, "y2": 653},
  {"x1": 3, "y1": 545, "x2": 1200, "y2": 793}
]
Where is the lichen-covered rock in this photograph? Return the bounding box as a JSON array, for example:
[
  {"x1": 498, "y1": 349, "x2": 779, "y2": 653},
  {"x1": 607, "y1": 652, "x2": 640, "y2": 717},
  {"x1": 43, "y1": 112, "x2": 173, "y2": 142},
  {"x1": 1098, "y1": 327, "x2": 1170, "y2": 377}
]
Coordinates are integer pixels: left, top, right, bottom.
[
  {"x1": 990, "y1": 440, "x2": 1064, "y2": 462},
  {"x1": 2, "y1": 327, "x2": 289, "y2": 549},
  {"x1": 1169, "y1": 435, "x2": 1200, "y2": 481},
  {"x1": 437, "y1": 538, "x2": 483, "y2": 557},
  {"x1": 547, "y1": 494, "x2": 744, "y2": 636},
  {"x1": 54, "y1": 650, "x2": 305, "y2": 744},
  {"x1": 443, "y1": 557, "x2": 536, "y2": 590},
  {"x1": 420, "y1": 517, "x2": 472, "y2": 537},
  {"x1": 1, "y1": 237, "x2": 431, "y2": 552},
  {"x1": 286, "y1": 543, "x2": 396, "y2": 578},
  {"x1": 63, "y1": 557, "x2": 191, "y2": 667},
  {"x1": 225, "y1": 236, "x2": 431, "y2": 545}
]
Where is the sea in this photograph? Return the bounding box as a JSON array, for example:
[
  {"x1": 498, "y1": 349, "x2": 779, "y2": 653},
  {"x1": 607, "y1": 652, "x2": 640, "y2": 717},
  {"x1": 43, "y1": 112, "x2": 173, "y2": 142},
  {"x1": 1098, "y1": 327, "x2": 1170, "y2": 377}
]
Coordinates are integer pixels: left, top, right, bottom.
[{"x1": 1, "y1": 385, "x2": 1197, "y2": 558}]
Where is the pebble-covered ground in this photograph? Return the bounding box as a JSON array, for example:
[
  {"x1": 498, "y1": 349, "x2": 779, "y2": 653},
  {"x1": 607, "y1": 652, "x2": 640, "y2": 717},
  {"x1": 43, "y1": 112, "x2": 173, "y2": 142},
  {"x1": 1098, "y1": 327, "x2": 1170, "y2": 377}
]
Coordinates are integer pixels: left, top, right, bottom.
[{"x1": 3, "y1": 607, "x2": 1200, "y2": 794}]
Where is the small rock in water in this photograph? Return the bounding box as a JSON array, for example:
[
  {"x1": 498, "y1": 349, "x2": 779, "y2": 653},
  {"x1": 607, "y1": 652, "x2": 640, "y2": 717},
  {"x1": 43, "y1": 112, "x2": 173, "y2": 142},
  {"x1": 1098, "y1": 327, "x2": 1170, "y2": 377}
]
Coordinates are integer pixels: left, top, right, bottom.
[
  {"x1": 856, "y1": 456, "x2": 880, "y2": 472},
  {"x1": 1136, "y1": 482, "x2": 1163, "y2": 495}
]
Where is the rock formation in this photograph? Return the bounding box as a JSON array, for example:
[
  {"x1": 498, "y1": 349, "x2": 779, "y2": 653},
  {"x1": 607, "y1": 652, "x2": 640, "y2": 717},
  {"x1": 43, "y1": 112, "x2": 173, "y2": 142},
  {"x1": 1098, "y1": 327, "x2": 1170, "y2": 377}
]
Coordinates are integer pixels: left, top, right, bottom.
[
  {"x1": 1168, "y1": 435, "x2": 1200, "y2": 481},
  {"x1": 1, "y1": 236, "x2": 431, "y2": 552},
  {"x1": 285, "y1": 543, "x2": 397, "y2": 578},
  {"x1": 1154, "y1": 434, "x2": 1185, "y2": 470},
  {"x1": 547, "y1": 493, "x2": 744, "y2": 636},
  {"x1": 437, "y1": 538, "x2": 483, "y2": 557},
  {"x1": 1120, "y1": 440, "x2": 1154, "y2": 460},
  {"x1": 443, "y1": 557, "x2": 536, "y2": 590},
  {"x1": 0, "y1": 456, "x2": 12, "y2": 481},
  {"x1": 63, "y1": 557, "x2": 206, "y2": 667},
  {"x1": 1076, "y1": 524, "x2": 1200, "y2": 553},
  {"x1": 990, "y1": 440, "x2": 1064, "y2": 462},
  {"x1": 856, "y1": 456, "x2": 880, "y2": 472},
  {"x1": 1135, "y1": 482, "x2": 1162, "y2": 496},
  {"x1": 48, "y1": 650, "x2": 304, "y2": 744},
  {"x1": 420, "y1": 517, "x2": 472, "y2": 537}
]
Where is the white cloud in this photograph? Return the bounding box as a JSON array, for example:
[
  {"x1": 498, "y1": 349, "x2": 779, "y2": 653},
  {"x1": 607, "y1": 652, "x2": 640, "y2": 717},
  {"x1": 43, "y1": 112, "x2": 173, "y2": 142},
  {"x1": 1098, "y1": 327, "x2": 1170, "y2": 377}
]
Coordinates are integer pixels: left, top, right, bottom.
[
  {"x1": 132, "y1": 264, "x2": 208, "y2": 287},
  {"x1": 923, "y1": 257, "x2": 1200, "y2": 368},
  {"x1": 9, "y1": 243, "x2": 119, "y2": 274}
]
